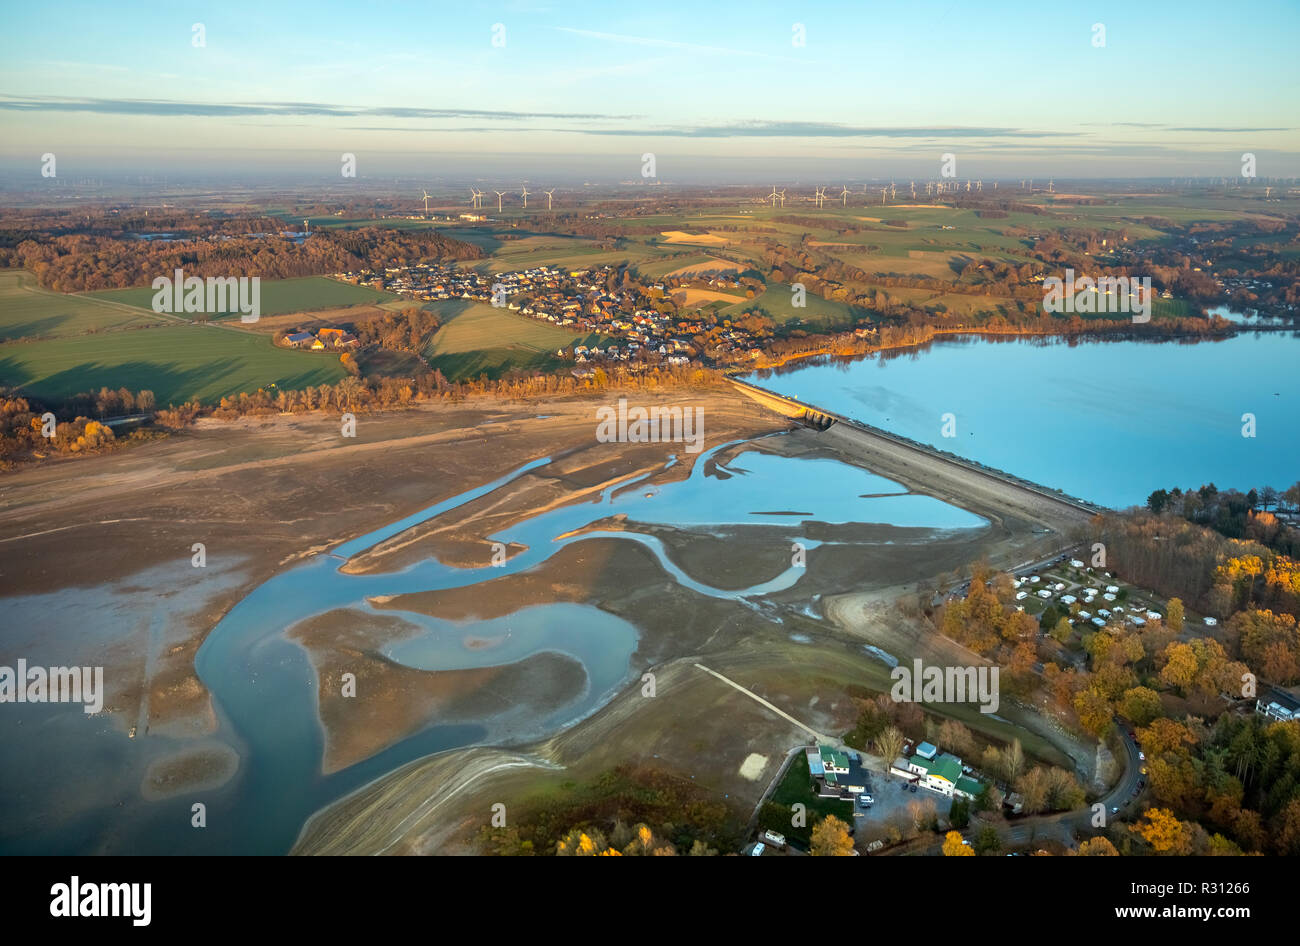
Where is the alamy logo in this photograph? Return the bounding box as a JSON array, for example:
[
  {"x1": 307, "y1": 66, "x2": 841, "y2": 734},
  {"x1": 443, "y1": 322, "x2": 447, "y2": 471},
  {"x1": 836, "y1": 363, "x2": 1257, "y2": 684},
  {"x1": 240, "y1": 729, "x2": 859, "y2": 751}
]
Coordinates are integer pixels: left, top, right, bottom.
[
  {"x1": 0, "y1": 660, "x2": 103, "y2": 714},
  {"x1": 151, "y1": 267, "x2": 261, "y2": 323},
  {"x1": 890, "y1": 659, "x2": 999, "y2": 714},
  {"x1": 50, "y1": 877, "x2": 151, "y2": 926},
  {"x1": 1042, "y1": 268, "x2": 1151, "y2": 322},
  {"x1": 595, "y1": 398, "x2": 704, "y2": 454}
]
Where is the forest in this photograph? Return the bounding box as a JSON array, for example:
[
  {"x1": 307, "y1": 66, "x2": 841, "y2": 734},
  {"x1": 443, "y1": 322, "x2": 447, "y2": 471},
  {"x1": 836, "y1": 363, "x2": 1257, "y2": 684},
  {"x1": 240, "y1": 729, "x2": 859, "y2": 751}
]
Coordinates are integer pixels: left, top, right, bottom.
[{"x1": 0, "y1": 219, "x2": 483, "y2": 292}]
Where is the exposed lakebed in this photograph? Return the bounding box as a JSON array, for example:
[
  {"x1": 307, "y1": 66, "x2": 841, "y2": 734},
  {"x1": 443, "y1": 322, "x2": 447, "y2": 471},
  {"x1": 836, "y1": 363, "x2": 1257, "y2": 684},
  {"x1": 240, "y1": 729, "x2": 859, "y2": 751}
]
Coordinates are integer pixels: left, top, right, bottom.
[{"x1": 0, "y1": 436, "x2": 983, "y2": 853}]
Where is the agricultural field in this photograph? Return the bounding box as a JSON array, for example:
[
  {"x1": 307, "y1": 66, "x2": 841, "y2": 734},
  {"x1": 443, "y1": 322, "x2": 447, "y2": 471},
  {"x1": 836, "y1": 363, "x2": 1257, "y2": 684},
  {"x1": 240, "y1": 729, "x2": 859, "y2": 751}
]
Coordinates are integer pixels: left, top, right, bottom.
[
  {"x1": 474, "y1": 234, "x2": 672, "y2": 276},
  {"x1": 424, "y1": 301, "x2": 607, "y2": 381},
  {"x1": 0, "y1": 270, "x2": 167, "y2": 341},
  {"x1": 719, "y1": 283, "x2": 864, "y2": 329},
  {"x1": 0, "y1": 323, "x2": 346, "y2": 405},
  {"x1": 85, "y1": 276, "x2": 398, "y2": 319}
]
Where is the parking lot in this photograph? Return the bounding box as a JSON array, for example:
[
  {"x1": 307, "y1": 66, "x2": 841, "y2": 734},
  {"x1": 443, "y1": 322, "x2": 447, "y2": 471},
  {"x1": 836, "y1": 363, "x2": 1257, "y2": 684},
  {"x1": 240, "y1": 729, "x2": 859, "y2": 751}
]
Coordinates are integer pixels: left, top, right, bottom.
[{"x1": 853, "y1": 772, "x2": 947, "y2": 847}]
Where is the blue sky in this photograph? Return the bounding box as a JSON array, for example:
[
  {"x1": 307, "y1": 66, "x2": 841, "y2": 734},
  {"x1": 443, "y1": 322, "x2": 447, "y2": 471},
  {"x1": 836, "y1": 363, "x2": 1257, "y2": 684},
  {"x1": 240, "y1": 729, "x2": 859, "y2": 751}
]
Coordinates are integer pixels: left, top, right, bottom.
[{"x1": 1, "y1": 0, "x2": 1297, "y2": 181}]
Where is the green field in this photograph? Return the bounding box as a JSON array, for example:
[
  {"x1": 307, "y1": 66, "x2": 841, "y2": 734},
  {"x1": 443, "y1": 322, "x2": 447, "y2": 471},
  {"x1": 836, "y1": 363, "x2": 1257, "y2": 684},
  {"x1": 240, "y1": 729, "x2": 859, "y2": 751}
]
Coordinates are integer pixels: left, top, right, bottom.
[
  {"x1": 424, "y1": 301, "x2": 607, "y2": 380},
  {"x1": 85, "y1": 276, "x2": 398, "y2": 319},
  {"x1": 722, "y1": 283, "x2": 864, "y2": 329},
  {"x1": 0, "y1": 270, "x2": 166, "y2": 341},
  {"x1": 0, "y1": 324, "x2": 346, "y2": 405}
]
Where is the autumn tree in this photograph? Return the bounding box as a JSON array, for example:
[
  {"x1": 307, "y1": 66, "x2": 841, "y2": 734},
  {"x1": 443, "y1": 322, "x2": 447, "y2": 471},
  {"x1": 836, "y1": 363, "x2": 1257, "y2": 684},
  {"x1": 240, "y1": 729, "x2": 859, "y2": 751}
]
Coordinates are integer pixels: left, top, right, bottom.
[
  {"x1": 942, "y1": 831, "x2": 974, "y2": 856},
  {"x1": 1078, "y1": 836, "x2": 1119, "y2": 856},
  {"x1": 810, "y1": 815, "x2": 856, "y2": 856},
  {"x1": 1167, "y1": 597, "x2": 1185, "y2": 631},
  {"x1": 1132, "y1": 808, "x2": 1194, "y2": 855},
  {"x1": 874, "y1": 725, "x2": 905, "y2": 766},
  {"x1": 1119, "y1": 686, "x2": 1163, "y2": 726}
]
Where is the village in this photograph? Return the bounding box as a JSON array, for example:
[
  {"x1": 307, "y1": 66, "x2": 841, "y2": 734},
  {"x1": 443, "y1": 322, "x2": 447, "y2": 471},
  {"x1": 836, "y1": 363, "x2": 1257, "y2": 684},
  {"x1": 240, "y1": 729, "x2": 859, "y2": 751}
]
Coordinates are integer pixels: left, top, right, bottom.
[{"x1": 331, "y1": 261, "x2": 767, "y2": 370}]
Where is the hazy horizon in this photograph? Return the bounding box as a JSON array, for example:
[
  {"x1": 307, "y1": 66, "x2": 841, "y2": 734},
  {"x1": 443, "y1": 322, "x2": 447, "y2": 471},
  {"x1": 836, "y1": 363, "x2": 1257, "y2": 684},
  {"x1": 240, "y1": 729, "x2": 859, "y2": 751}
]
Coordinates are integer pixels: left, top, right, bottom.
[{"x1": 3, "y1": 0, "x2": 1299, "y2": 186}]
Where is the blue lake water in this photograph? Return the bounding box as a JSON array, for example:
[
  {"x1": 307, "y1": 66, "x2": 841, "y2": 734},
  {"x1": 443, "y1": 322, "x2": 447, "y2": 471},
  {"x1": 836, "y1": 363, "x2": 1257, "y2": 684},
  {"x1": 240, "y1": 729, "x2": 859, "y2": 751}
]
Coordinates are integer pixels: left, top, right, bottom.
[{"x1": 747, "y1": 331, "x2": 1300, "y2": 508}]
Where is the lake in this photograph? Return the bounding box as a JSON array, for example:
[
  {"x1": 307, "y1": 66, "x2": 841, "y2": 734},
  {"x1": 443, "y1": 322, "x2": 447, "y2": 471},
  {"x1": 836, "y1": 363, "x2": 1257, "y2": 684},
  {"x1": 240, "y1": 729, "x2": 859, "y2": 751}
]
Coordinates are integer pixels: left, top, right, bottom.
[{"x1": 747, "y1": 330, "x2": 1300, "y2": 509}]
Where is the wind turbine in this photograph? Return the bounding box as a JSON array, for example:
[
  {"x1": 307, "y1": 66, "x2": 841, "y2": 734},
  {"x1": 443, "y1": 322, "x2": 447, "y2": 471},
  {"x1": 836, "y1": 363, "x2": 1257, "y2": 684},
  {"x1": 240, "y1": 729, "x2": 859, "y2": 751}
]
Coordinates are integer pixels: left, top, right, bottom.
[
  {"x1": 814, "y1": 186, "x2": 826, "y2": 208},
  {"x1": 910, "y1": 181, "x2": 916, "y2": 198},
  {"x1": 768, "y1": 185, "x2": 780, "y2": 208},
  {"x1": 778, "y1": 189, "x2": 786, "y2": 208},
  {"x1": 520, "y1": 185, "x2": 529, "y2": 208},
  {"x1": 470, "y1": 187, "x2": 483, "y2": 209},
  {"x1": 544, "y1": 188, "x2": 555, "y2": 210},
  {"x1": 840, "y1": 185, "x2": 850, "y2": 206},
  {"x1": 926, "y1": 181, "x2": 933, "y2": 196},
  {"x1": 421, "y1": 189, "x2": 432, "y2": 218},
  {"x1": 1048, "y1": 178, "x2": 1054, "y2": 194},
  {"x1": 889, "y1": 182, "x2": 896, "y2": 200},
  {"x1": 966, "y1": 180, "x2": 971, "y2": 192},
  {"x1": 493, "y1": 190, "x2": 506, "y2": 213},
  {"x1": 977, "y1": 180, "x2": 983, "y2": 192},
  {"x1": 881, "y1": 187, "x2": 887, "y2": 205}
]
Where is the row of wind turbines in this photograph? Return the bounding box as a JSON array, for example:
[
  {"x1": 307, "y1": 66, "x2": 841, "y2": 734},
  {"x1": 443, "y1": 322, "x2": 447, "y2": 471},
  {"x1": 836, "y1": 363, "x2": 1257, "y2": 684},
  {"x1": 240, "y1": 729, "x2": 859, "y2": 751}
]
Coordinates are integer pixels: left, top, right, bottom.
[
  {"x1": 766, "y1": 178, "x2": 1054, "y2": 207},
  {"x1": 422, "y1": 186, "x2": 558, "y2": 216}
]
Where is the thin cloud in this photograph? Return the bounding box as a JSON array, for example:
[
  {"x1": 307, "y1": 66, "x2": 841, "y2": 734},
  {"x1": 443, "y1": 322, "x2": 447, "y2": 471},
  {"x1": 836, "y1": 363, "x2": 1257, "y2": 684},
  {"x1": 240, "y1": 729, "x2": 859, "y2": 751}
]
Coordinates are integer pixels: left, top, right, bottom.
[
  {"x1": 334, "y1": 122, "x2": 1078, "y2": 140},
  {"x1": 1167, "y1": 126, "x2": 1294, "y2": 133},
  {"x1": 572, "y1": 121, "x2": 1076, "y2": 139},
  {"x1": 0, "y1": 95, "x2": 638, "y2": 122}
]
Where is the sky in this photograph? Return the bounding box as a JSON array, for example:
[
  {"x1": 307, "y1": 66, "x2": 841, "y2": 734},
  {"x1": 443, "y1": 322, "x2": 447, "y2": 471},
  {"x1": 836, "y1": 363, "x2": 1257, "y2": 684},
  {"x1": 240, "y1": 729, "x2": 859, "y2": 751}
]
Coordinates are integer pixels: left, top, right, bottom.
[{"x1": 1, "y1": 0, "x2": 1298, "y2": 184}]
